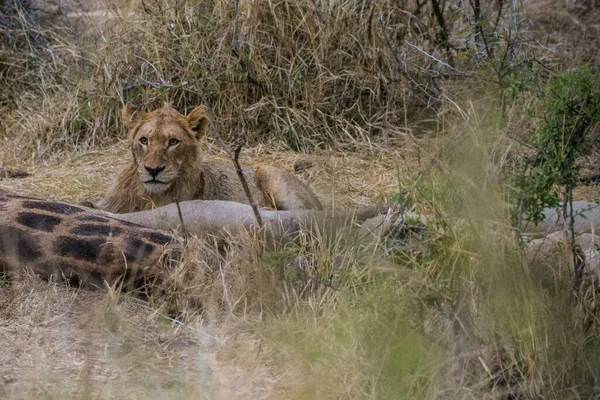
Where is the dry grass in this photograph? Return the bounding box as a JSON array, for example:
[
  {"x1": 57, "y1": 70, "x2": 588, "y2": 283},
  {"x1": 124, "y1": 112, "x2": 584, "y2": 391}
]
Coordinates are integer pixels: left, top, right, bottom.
[
  {"x1": 0, "y1": 273, "x2": 291, "y2": 399},
  {"x1": 2, "y1": 0, "x2": 600, "y2": 398},
  {"x1": 0, "y1": 0, "x2": 530, "y2": 160},
  {"x1": 0, "y1": 139, "x2": 415, "y2": 207},
  {"x1": 524, "y1": 0, "x2": 600, "y2": 66}
]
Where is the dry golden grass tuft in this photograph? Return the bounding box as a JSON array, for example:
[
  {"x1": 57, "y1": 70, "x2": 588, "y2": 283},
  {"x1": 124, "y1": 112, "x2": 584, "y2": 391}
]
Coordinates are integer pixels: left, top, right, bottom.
[
  {"x1": 0, "y1": 273, "x2": 206, "y2": 398},
  {"x1": 0, "y1": 266, "x2": 295, "y2": 399}
]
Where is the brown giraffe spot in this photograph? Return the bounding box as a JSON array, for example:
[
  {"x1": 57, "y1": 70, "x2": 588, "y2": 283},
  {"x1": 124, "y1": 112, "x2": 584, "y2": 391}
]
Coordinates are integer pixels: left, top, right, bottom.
[
  {"x1": 54, "y1": 236, "x2": 106, "y2": 263},
  {"x1": 64, "y1": 271, "x2": 83, "y2": 287},
  {"x1": 123, "y1": 236, "x2": 155, "y2": 263},
  {"x1": 69, "y1": 265, "x2": 106, "y2": 288},
  {"x1": 65, "y1": 264, "x2": 107, "y2": 289},
  {"x1": 121, "y1": 268, "x2": 149, "y2": 291},
  {"x1": 0, "y1": 225, "x2": 43, "y2": 262},
  {"x1": 33, "y1": 262, "x2": 107, "y2": 289},
  {"x1": 22, "y1": 200, "x2": 84, "y2": 215},
  {"x1": 70, "y1": 224, "x2": 123, "y2": 237},
  {"x1": 16, "y1": 212, "x2": 62, "y2": 232},
  {"x1": 161, "y1": 248, "x2": 183, "y2": 266},
  {"x1": 145, "y1": 231, "x2": 174, "y2": 245}
]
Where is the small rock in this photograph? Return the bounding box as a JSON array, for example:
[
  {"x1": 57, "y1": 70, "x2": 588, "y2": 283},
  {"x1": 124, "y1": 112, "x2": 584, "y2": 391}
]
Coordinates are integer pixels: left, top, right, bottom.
[
  {"x1": 526, "y1": 231, "x2": 600, "y2": 282},
  {"x1": 523, "y1": 201, "x2": 600, "y2": 237}
]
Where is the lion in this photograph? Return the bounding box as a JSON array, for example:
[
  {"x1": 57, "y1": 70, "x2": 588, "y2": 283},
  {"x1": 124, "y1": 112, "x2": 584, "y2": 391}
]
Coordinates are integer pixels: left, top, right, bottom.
[{"x1": 97, "y1": 103, "x2": 323, "y2": 213}]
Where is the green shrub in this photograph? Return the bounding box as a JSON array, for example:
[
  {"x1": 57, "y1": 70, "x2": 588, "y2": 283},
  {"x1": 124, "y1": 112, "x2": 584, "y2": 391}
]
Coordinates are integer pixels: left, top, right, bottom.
[{"x1": 517, "y1": 66, "x2": 600, "y2": 224}]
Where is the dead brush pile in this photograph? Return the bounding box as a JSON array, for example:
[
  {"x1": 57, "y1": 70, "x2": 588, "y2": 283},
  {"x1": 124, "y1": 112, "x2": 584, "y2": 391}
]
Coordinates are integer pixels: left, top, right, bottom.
[
  {"x1": 0, "y1": 0, "x2": 120, "y2": 160},
  {"x1": 1, "y1": 0, "x2": 526, "y2": 160}
]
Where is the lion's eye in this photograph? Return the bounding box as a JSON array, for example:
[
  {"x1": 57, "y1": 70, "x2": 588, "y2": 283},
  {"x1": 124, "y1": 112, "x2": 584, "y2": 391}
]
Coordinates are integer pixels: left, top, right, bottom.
[
  {"x1": 169, "y1": 138, "x2": 180, "y2": 146},
  {"x1": 139, "y1": 137, "x2": 148, "y2": 145}
]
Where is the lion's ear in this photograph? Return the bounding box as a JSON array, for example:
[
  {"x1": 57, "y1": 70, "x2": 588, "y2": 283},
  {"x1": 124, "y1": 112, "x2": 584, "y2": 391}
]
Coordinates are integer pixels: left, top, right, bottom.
[
  {"x1": 122, "y1": 104, "x2": 145, "y2": 130},
  {"x1": 186, "y1": 105, "x2": 209, "y2": 139}
]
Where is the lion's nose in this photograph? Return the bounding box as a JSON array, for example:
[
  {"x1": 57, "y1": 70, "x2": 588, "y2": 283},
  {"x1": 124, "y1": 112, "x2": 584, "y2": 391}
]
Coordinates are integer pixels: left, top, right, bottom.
[{"x1": 144, "y1": 165, "x2": 165, "y2": 178}]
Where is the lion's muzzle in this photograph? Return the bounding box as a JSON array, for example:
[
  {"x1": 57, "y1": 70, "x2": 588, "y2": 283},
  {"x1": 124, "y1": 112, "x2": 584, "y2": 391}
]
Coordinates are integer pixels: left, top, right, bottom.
[
  {"x1": 140, "y1": 165, "x2": 171, "y2": 193},
  {"x1": 145, "y1": 165, "x2": 165, "y2": 178}
]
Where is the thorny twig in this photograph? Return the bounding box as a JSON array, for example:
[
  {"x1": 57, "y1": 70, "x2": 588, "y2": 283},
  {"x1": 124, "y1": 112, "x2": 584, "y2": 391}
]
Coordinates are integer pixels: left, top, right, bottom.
[
  {"x1": 469, "y1": 0, "x2": 493, "y2": 60},
  {"x1": 492, "y1": 0, "x2": 505, "y2": 33},
  {"x1": 232, "y1": 144, "x2": 264, "y2": 228}
]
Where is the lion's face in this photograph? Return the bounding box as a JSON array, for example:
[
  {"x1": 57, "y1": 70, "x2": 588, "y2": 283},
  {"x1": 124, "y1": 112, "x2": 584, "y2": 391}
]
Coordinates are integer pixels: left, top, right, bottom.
[{"x1": 122, "y1": 104, "x2": 209, "y2": 194}]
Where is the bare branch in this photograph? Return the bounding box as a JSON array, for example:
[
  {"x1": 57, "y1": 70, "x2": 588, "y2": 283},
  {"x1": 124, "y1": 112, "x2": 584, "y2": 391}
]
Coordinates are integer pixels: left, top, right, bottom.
[
  {"x1": 404, "y1": 40, "x2": 469, "y2": 76},
  {"x1": 174, "y1": 198, "x2": 188, "y2": 247},
  {"x1": 376, "y1": 16, "x2": 438, "y2": 99},
  {"x1": 430, "y1": 0, "x2": 454, "y2": 63},
  {"x1": 206, "y1": 107, "x2": 264, "y2": 229},
  {"x1": 232, "y1": 144, "x2": 264, "y2": 228},
  {"x1": 232, "y1": 0, "x2": 240, "y2": 56}
]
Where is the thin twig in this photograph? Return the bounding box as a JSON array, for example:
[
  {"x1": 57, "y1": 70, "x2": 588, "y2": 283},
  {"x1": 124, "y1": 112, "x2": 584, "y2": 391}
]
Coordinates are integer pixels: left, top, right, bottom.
[
  {"x1": 430, "y1": 0, "x2": 454, "y2": 64},
  {"x1": 376, "y1": 16, "x2": 437, "y2": 99},
  {"x1": 573, "y1": 243, "x2": 585, "y2": 293},
  {"x1": 174, "y1": 198, "x2": 188, "y2": 246},
  {"x1": 511, "y1": 0, "x2": 519, "y2": 35},
  {"x1": 232, "y1": 145, "x2": 264, "y2": 228},
  {"x1": 219, "y1": 261, "x2": 238, "y2": 320},
  {"x1": 232, "y1": 0, "x2": 240, "y2": 56},
  {"x1": 469, "y1": 0, "x2": 493, "y2": 61},
  {"x1": 142, "y1": 79, "x2": 174, "y2": 89},
  {"x1": 229, "y1": 0, "x2": 261, "y2": 87},
  {"x1": 206, "y1": 107, "x2": 264, "y2": 228},
  {"x1": 404, "y1": 40, "x2": 468, "y2": 75},
  {"x1": 287, "y1": 259, "x2": 340, "y2": 292},
  {"x1": 492, "y1": 0, "x2": 504, "y2": 33}
]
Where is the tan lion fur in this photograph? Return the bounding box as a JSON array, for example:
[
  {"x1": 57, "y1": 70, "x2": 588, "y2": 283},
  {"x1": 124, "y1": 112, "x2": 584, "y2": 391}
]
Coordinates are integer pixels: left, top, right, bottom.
[{"x1": 97, "y1": 103, "x2": 322, "y2": 213}]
